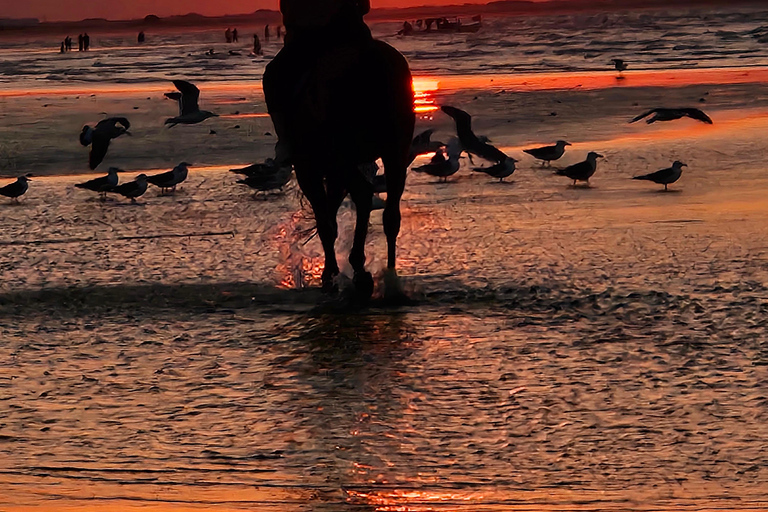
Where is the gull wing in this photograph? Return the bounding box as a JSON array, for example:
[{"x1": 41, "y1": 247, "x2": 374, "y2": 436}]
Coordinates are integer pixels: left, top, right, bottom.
[
  {"x1": 441, "y1": 105, "x2": 473, "y2": 131},
  {"x1": 629, "y1": 108, "x2": 659, "y2": 123},
  {"x1": 96, "y1": 117, "x2": 130, "y2": 131},
  {"x1": 683, "y1": 108, "x2": 713, "y2": 124},
  {"x1": 173, "y1": 80, "x2": 201, "y2": 116},
  {"x1": 89, "y1": 132, "x2": 111, "y2": 170}
]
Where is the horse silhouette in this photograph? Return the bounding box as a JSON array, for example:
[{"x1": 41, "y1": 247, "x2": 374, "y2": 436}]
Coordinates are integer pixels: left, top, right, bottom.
[{"x1": 264, "y1": 31, "x2": 415, "y2": 300}]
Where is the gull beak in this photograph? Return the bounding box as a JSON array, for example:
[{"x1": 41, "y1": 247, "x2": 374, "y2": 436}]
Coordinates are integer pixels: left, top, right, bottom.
[
  {"x1": 681, "y1": 163, "x2": 688, "y2": 167},
  {"x1": 596, "y1": 154, "x2": 604, "y2": 158},
  {"x1": 565, "y1": 142, "x2": 572, "y2": 146}
]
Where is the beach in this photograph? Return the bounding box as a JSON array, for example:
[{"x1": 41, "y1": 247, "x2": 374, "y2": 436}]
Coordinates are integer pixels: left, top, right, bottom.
[{"x1": 2, "y1": 6, "x2": 768, "y2": 511}]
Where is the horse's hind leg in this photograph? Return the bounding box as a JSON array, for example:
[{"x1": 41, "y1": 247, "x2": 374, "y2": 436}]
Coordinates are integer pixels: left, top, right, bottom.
[
  {"x1": 347, "y1": 169, "x2": 374, "y2": 299},
  {"x1": 294, "y1": 165, "x2": 340, "y2": 293}
]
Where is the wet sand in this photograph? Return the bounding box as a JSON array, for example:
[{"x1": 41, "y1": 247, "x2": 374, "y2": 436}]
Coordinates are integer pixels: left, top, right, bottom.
[{"x1": 2, "y1": 69, "x2": 768, "y2": 511}]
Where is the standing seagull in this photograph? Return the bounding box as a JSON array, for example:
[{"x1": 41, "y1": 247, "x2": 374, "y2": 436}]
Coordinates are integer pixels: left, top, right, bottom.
[
  {"x1": 0, "y1": 175, "x2": 31, "y2": 204},
  {"x1": 633, "y1": 161, "x2": 686, "y2": 191},
  {"x1": 75, "y1": 167, "x2": 120, "y2": 199},
  {"x1": 630, "y1": 108, "x2": 713, "y2": 124},
  {"x1": 146, "y1": 162, "x2": 190, "y2": 195},
  {"x1": 110, "y1": 174, "x2": 148, "y2": 203},
  {"x1": 611, "y1": 58, "x2": 628, "y2": 73},
  {"x1": 441, "y1": 106, "x2": 509, "y2": 164},
  {"x1": 164, "y1": 80, "x2": 218, "y2": 127},
  {"x1": 412, "y1": 147, "x2": 461, "y2": 182},
  {"x1": 236, "y1": 163, "x2": 293, "y2": 197},
  {"x1": 556, "y1": 152, "x2": 603, "y2": 186},
  {"x1": 524, "y1": 140, "x2": 571, "y2": 167},
  {"x1": 473, "y1": 158, "x2": 517, "y2": 182},
  {"x1": 80, "y1": 117, "x2": 131, "y2": 170}
]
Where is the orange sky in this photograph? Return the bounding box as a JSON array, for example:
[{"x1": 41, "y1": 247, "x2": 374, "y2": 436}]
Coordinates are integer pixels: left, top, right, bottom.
[{"x1": 1, "y1": 0, "x2": 496, "y2": 22}]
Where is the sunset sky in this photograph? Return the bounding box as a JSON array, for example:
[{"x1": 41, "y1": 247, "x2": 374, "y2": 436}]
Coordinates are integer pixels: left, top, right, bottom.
[{"x1": 1, "y1": 0, "x2": 498, "y2": 22}]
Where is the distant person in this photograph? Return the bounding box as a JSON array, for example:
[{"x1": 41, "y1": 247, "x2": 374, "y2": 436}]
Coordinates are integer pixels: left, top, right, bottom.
[
  {"x1": 64, "y1": 36, "x2": 71, "y2": 51},
  {"x1": 78, "y1": 33, "x2": 84, "y2": 51},
  {"x1": 264, "y1": 24, "x2": 270, "y2": 42},
  {"x1": 398, "y1": 20, "x2": 413, "y2": 35},
  {"x1": 83, "y1": 32, "x2": 90, "y2": 51},
  {"x1": 232, "y1": 28, "x2": 238, "y2": 42},
  {"x1": 138, "y1": 31, "x2": 145, "y2": 43},
  {"x1": 253, "y1": 33, "x2": 262, "y2": 55},
  {"x1": 276, "y1": 25, "x2": 282, "y2": 39},
  {"x1": 225, "y1": 28, "x2": 232, "y2": 43},
  {"x1": 60, "y1": 41, "x2": 65, "y2": 53}
]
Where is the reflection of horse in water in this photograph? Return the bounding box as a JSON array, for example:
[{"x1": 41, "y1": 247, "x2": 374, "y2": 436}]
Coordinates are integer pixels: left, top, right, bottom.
[{"x1": 263, "y1": 39, "x2": 415, "y2": 300}]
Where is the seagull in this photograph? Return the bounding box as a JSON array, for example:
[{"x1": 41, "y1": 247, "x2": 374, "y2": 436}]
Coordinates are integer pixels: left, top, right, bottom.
[
  {"x1": 75, "y1": 167, "x2": 120, "y2": 199},
  {"x1": 556, "y1": 152, "x2": 603, "y2": 186},
  {"x1": 412, "y1": 147, "x2": 460, "y2": 182},
  {"x1": 236, "y1": 163, "x2": 293, "y2": 197},
  {"x1": 473, "y1": 158, "x2": 517, "y2": 182},
  {"x1": 79, "y1": 117, "x2": 131, "y2": 170},
  {"x1": 630, "y1": 108, "x2": 713, "y2": 124},
  {"x1": 110, "y1": 174, "x2": 148, "y2": 203},
  {"x1": 230, "y1": 158, "x2": 282, "y2": 178},
  {"x1": 633, "y1": 161, "x2": 686, "y2": 191},
  {"x1": 0, "y1": 175, "x2": 31, "y2": 203},
  {"x1": 164, "y1": 80, "x2": 217, "y2": 127},
  {"x1": 611, "y1": 58, "x2": 628, "y2": 73},
  {"x1": 441, "y1": 105, "x2": 508, "y2": 164},
  {"x1": 523, "y1": 140, "x2": 571, "y2": 167},
  {"x1": 146, "y1": 162, "x2": 190, "y2": 195},
  {"x1": 408, "y1": 128, "x2": 445, "y2": 164}
]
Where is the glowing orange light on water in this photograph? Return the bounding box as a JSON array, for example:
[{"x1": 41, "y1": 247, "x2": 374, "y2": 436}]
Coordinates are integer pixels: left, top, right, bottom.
[{"x1": 412, "y1": 78, "x2": 440, "y2": 116}]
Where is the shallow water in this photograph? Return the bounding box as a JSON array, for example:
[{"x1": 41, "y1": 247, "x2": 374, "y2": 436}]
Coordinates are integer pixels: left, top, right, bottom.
[{"x1": 3, "y1": 5, "x2": 768, "y2": 511}]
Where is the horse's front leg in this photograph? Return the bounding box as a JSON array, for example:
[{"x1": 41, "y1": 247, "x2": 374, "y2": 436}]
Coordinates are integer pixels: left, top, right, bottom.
[
  {"x1": 294, "y1": 165, "x2": 339, "y2": 293},
  {"x1": 348, "y1": 169, "x2": 374, "y2": 300}
]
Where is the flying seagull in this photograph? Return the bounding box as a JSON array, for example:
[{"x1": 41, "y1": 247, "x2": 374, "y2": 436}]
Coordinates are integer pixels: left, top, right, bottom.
[
  {"x1": 524, "y1": 140, "x2": 571, "y2": 167},
  {"x1": 412, "y1": 147, "x2": 460, "y2": 182},
  {"x1": 164, "y1": 80, "x2": 217, "y2": 127},
  {"x1": 633, "y1": 161, "x2": 686, "y2": 191},
  {"x1": 630, "y1": 108, "x2": 713, "y2": 124},
  {"x1": 473, "y1": 157, "x2": 517, "y2": 182},
  {"x1": 75, "y1": 167, "x2": 120, "y2": 199},
  {"x1": 110, "y1": 174, "x2": 148, "y2": 203},
  {"x1": 80, "y1": 117, "x2": 131, "y2": 170},
  {"x1": 147, "y1": 162, "x2": 190, "y2": 195},
  {"x1": 556, "y1": 152, "x2": 603, "y2": 186},
  {"x1": 408, "y1": 128, "x2": 445, "y2": 164},
  {"x1": 441, "y1": 105, "x2": 509, "y2": 164},
  {"x1": 0, "y1": 175, "x2": 31, "y2": 204}
]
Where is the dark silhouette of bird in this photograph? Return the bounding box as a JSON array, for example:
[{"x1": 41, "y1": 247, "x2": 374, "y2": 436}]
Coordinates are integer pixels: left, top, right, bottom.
[
  {"x1": 236, "y1": 162, "x2": 293, "y2": 197},
  {"x1": 408, "y1": 128, "x2": 444, "y2": 164},
  {"x1": 110, "y1": 174, "x2": 148, "y2": 203},
  {"x1": 79, "y1": 117, "x2": 131, "y2": 170},
  {"x1": 412, "y1": 147, "x2": 460, "y2": 182},
  {"x1": 75, "y1": 167, "x2": 120, "y2": 199},
  {"x1": 473, "y1": 158, "x2": 517, "y2": 182},
  {"x1": 146, "y1": 162, "x2": 190, "y2": 194},
  {"x1": 164, "y1": 80, "x2": 217, "y2": 127},
  {"x1": 633, "y1": 161, "x2": 686, "y2": 191},
  {"x1": 524, "y1": 140, "x2": 571, "y2": 167},
  {"x1": 0, "y1": 175, "x2": 31, "y2": 203},
  {"x1": 556, "y1": 152, "x2": 603, "y2": 185},
  {"x1": 611, "y1": 58, "x2": 628, "y2": 73},
  {"x1": 630, "y1": 108, "x2": 713, "y2": 124},
  {"x1": 230, "y1": 158, "x2": 282, "y2": 178},
  {"x1": 441, "y1": 105, "x2": 508, "y2": 164}
]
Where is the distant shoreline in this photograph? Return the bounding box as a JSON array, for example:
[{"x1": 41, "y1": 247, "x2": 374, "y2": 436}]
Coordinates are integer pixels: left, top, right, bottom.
[{"x1": 1, "y1": 0, "x2": 766, "y2": 35}]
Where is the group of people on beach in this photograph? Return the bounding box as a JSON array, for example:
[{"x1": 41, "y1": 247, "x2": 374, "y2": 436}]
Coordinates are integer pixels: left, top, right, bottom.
[{"x1": 59, "y1": 33, "x2": 90, "y2": 53}]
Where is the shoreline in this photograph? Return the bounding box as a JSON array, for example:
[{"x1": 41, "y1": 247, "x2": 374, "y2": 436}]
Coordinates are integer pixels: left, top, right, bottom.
[{"x1": 2, "y1": 66, "x2": 768, "y2": 97}]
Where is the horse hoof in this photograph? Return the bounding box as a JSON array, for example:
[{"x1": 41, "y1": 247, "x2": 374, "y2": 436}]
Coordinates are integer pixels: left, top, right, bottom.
[
  {"x1": 321, "y1": 271, "x2": 339, "y2": 295},
  {"x1": 353, "y1": 271, "x2": 374, "y2": 301},
  {"x1": 383, "y1": 269, "x2": 408, "y2": 303}
]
